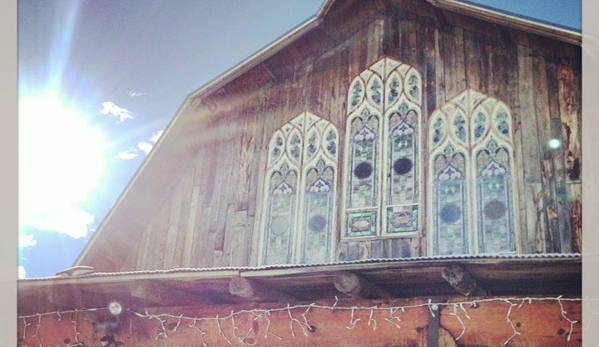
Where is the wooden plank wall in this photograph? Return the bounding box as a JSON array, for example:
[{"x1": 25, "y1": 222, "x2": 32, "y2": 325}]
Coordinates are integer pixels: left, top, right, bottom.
[{"x1": 120, "y1": 3, "x2": 581, "y2": 271}]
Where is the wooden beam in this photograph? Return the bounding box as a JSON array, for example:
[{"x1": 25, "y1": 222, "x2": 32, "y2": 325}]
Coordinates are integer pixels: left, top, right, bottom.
[
  {"x1": 17, "y1": 297, "x2": 581, "y2": 347},
  {"x1": 47, "y1": 285, "x2": 109, "y2": 312},
  {"x1": 229, "y1": 277, "x2": 297, "y2": 302},
  {"x1": 441, "y1": 265, "x2": 487, "y2": 296},
  {"x1": 428, "y1": 304, "x2": 440, "y2": 347},
  {"x1": 130, "y1": 280, "x2": 203, "y2": 307},
  {"x1": 333, "y1": 271, "x2": 392, "y2": 299}
]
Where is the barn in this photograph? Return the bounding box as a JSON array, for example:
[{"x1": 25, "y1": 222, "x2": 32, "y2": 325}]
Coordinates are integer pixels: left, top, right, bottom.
[{"x1": 17, "y1": 0, "x2": 582, "y2": 346}]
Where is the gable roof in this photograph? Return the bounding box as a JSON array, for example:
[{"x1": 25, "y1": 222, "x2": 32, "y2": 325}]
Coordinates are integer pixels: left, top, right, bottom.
[{"x1": 73, "y1": 0, "x2": 581, "y2": 272}]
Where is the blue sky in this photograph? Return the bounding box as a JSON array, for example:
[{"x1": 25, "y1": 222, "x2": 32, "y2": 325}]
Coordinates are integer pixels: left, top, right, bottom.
[{"x1": 17, "y1": 0, "x2": 581, "y2": 279}]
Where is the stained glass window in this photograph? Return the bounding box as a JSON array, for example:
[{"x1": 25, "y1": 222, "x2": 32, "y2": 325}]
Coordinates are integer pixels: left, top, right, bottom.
[
  {"x1": 433, "y1": 146, "x2": 468, "y2": 255},
  {"x1": 262, "y1": 112, "x2": 339, "y2": 265},
  {"x1": 429, "y1": 89, "x2": 517, "y2": 255},
  {"x1": 344, "y1": 57, "x2": 422, "y2": 238}
]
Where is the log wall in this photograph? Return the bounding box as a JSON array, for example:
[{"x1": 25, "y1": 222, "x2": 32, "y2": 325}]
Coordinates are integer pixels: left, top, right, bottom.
[
  {"x1": 120, "y1": 0, "x2": 581, "y2": 271},
  {"x1": 17, "y1": 297, "x2": 582, "y2": 347}
]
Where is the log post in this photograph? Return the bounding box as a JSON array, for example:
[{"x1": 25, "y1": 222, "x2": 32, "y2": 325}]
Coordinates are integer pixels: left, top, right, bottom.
[{"x1": 441, "y1": 265, "x2": 487, "y2": 296}]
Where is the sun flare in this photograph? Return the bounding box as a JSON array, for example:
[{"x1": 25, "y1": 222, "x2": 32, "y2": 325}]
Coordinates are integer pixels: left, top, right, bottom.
[{"x1": 19, "y1": 90, "x2": 109, "y2": 239}]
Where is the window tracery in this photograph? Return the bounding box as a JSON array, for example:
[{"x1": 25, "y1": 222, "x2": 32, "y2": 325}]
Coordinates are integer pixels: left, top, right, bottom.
[
  {"x1": 344, "y1": 57, "x2": 423, "y2": 238},
  {"x1": 261, "y1": 112, "x2": 339, "y2": 265},
  {"x1": 429, "y1": 89, "x2": 517, "y2": 255}
]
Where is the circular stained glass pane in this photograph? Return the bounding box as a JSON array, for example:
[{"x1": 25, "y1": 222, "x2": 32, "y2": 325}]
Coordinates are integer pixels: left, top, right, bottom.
[
  {"x1": 308, "y1": 215, "x2": 327, "y2": 232},
  {"x1": 440, "y1": 204, "x2": 461, "y2": 223},
  {"x1": 393, "y1": 157, "x2": 413, "y2": 175},
  {"x1": 354, "y1": 162, "x2": 373, "y2": 179},
  {"x1": 484, "y1": 199, "x2": 507, "y2": 220},
  {"x1": 271, "y1": 217, "x2": 289, "y2": 236}
]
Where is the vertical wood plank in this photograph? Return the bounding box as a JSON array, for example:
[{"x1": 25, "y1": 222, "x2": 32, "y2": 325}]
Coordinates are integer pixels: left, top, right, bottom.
[
  {"x1": 406, "y1": 13, "x2": 418, "y2": 65},
  {"x1": 151, "y1": 199, "x2": 172, "y2": 270},
  {"x1": 183, "y1": 185, "x2": 201, "y2": 267},
  {"x1": 422, "y1": 17, "x2": 436, "y2": 119},
  {"x1": 370, "y1": 240, "x2": 383, "y2": 259},
  {"x1": 336, "y1": 241, "x2": 349, "y2": 261},
  {"x1": 136, "y1": 224, "x2": 152, "y2": 270},
  {"x1": 173, "y1": 170, "x2": 194, "y2": 268},
  {"x1": 223, "y1": 204, "x2": 249, "y2": 267},
  {"x1": 359, "y1": 241, "x2": 371, "y2": 260},
  {"x1": 367, "y1": 19, "x2": 384, "y2": 65},
  {"x1": 440, "y1": 30, "x2": 456, "y2": 100},
  {"x1": 463, "y1": 30, "x2": 482, "y2": 92},
  {"x1": 392, "y1": 238, "x2": 412, "y2": 258},
  {"x1": 516, "y1": 45, "x2": 543, "y2": 253},
  {"x1": 163, "y1": 183, "x2": 184, "y2": 269},
  {"x1": 346, "y1": 242, "x2": 361, "y2": 261},
  {"x1": 196, "y1": 206, "x2": 217, "y2": 268},
  {"x1": 533, "y1": 54, "x2": 553, "y2": 159},
  {"x1": 453, "y1": 27, "x2": 466, "y2": 95},
  {"x1": 568, "y1": 183, "x2": 582, "y2": 253},
  {"x1": 542, "y1": 159, "x2": 561, "y2": 252},
  {"x1": 434, "y1": 28, "x2": 446, "y2": 105},
  {"x1": 557, "y1": 66, "x2": 581, "y2": 182}
]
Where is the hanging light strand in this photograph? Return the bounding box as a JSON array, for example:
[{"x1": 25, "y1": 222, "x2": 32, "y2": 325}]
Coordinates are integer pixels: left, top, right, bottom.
[{"x1": 18, "y1": 296, "x2": 583, "y2": 347}]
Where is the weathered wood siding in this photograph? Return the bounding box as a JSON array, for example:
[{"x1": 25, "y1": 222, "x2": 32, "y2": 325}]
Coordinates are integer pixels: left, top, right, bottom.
[{"x1": 121, "y1": 0, "x2": 581, "y2": 271}]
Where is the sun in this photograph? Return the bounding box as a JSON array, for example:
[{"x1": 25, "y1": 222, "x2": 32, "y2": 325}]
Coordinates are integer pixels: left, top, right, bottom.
[{"x1": 19, "y1": 90, "x2": 110, "y2": 239}]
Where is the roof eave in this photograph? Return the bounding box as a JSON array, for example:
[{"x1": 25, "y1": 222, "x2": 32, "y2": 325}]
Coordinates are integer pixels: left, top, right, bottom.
[{"x1": 426, "y1": 0, "x2": 581, "y2": 46}]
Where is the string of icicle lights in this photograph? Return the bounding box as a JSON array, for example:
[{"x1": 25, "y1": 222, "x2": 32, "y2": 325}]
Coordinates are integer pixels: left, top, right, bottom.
[{"x1": 18, "y1": 296, "x2": 583, "y2": 347}]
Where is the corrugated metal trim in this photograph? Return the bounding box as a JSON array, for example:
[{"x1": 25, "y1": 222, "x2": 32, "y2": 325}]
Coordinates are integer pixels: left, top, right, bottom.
[{"x1": 22, "y1": 253, "x2": 581, "y2": 282}]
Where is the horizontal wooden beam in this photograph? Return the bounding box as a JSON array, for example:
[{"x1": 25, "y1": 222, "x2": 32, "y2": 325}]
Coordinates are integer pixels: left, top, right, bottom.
[
  {"x1": 18, "y1": 297, "x2": 581, "y2": 347},
  {"x1": 229, "y1": 277, "x2": 297, "y2": 302},
  {"x1": 130, "y1": 280, "x2": 203, "y2": 307},
  {"x1": 334, "y1": 271, "x2": 392, "y2": 299}
]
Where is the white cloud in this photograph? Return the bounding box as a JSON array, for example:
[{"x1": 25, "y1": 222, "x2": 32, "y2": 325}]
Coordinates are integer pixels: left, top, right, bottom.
[
  {"x1": 137, "y1": 130, "x2": 163, "y2": 155},
  {"x1": 100, "y1": 101, "x2": 133, "y2": 122},
  {"x1": 18, "y1": 266, "x2": 26, "y2": 279},
  {"x1": 19, "y1": 234, "x2": 37, "y2": 248},
  {"x1": 22, "y1": 207, "x2": 94, "y2": 239},
  {"x1": 116, "y1": 149, "x2": 139, "y2": 160},
  {"x1": 116, "y1": 130, "x2": 164, "y2": 159},
  {"x1": 128, "y1": 90, "x2": 149, "y2": 97},
  {"x1": 137, "y1": 141, "x2": 153, "y2": 155}
]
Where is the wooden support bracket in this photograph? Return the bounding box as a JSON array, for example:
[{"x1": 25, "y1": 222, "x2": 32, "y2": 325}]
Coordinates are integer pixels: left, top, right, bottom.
[
  {"x1": 333, "y1": 271, "x2": 392, "y2": 299},
  {"x1": 229, "y1": 277, "x2": 297, "y2": 303},
  {"x1": 441, "y1": 265, "x2": 487, "y2": 296}
]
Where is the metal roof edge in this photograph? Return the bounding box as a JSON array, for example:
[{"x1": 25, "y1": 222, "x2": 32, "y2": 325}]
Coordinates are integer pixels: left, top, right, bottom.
[
  {"x1": 28, "y1": 253, "x2": 581, "y2": 285},
  {"x1": 426, "y1": 0, "x2": 581, "y2": 45}
]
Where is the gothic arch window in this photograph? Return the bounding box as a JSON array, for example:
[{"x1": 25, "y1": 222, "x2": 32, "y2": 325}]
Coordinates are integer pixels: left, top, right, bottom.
[
  {"x1": 428, "y1": 89, "x2": 517, "y2": 255},
  {"x1": 343, "y1": 57, "x2": 423, "y2": 238},
  {"x1": 261, "y1": 112, "x2": 339, "y2": 265}
]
